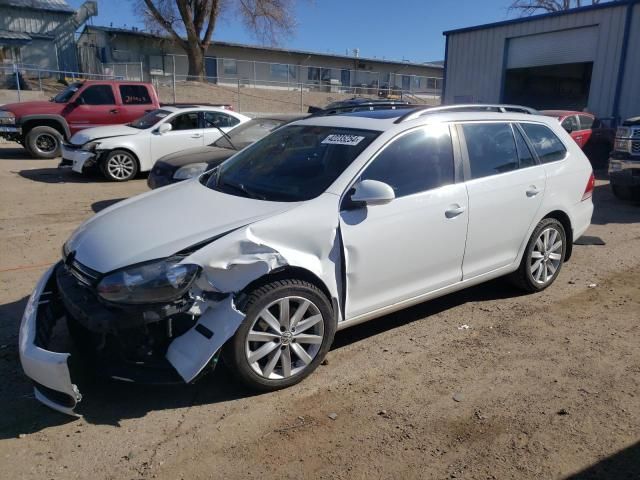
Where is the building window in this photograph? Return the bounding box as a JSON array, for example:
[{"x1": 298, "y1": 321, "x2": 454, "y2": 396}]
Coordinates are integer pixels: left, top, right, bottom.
[
  {"x1": 308, "y1": 67, "x2": 320, "y2": 82},
  {"x1": 270, "y1": 63, "x2": 289, "y2": 81},
  {"x1": 222, "y1": 59, "x2": 237, "y2": 76}
]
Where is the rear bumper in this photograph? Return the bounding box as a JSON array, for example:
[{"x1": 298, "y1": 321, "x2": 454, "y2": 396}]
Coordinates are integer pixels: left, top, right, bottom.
[
  {"x1": 18, "y1": 264, "x2": 82, "y2": 416},
  {"x1": 572, "y1": 198, "x2": 594, "y2": 241}
]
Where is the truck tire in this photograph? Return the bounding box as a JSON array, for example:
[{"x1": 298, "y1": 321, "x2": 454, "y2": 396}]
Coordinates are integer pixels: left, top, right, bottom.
[
  {"x1": 611, "y1": 185, "x2": 634, "y2": 201},
  {"x1": 25, "y1": 126, "x2": 63, "y2": 159}
]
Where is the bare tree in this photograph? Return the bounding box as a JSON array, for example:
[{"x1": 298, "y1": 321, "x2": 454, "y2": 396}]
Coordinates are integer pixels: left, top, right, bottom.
[
  {"x1": 138, "y1": 0, "x2": 297, "y2": 80},
  {"x1": 509, "y1": 0, "x2": 606, "y2": 16}
]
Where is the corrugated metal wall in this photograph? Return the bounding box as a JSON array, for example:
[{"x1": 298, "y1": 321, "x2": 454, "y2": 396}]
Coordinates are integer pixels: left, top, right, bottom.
[
  {"x1": 618, "y1": 3, "x2": 640, "y2": 120},
  {"x1": 444, "y1": 3, "x2": 630, "y2": 118}
]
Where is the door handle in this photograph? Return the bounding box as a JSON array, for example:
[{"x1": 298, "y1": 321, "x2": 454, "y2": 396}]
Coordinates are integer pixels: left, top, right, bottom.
[
  {"x1": 109, "y1": 109, "x2": 119, "y2": 114},
  {"x1": 445, "y1": 204, "x2": 466, "y2": 218},
  {"x1": 191, "y1": 134, "x2": 203, "y2": 138},
  {"x1": 526, "y1": 186, "x2": 540, "y2": 197}
]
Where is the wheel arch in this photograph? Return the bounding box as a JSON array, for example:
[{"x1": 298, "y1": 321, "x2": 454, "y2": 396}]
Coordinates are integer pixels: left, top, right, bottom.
[
  {"x1": 20, "y1": 115, "x2": 70, "y2": 139},
  {"x1": 543, "y1": 209, "x2": 573, "y2": 261},
  {"x1": 236, "y1": 266, "x2": 339, "y2": 325}
]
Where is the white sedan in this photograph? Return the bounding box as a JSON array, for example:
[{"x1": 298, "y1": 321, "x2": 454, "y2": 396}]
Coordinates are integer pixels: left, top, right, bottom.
[{"x1": 60, "y1": 106, "x2": 250, "y2": 181}]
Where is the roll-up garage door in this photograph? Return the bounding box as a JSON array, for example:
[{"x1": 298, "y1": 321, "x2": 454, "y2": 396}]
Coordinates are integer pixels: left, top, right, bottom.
[{"x1": 507, "y1": 26, "x2": 598, "y2": 69}]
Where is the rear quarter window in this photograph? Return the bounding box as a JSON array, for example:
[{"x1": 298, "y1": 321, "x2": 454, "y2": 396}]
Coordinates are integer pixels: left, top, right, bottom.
[
  {"x1": 119, "y1": 85, "x2": 152, "y2": 104},
  {"x1": 520, "y1": 123, "x2": 567, "y2": 163}
]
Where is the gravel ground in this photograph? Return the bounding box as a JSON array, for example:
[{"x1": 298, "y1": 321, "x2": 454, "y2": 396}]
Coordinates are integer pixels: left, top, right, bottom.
[{"x1": 0, "y1": 143, "x2": 638, "y2": 479}]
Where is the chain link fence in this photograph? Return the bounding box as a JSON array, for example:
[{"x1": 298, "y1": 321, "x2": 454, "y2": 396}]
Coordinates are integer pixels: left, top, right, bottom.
[{"x1": 1, "y1": 60, "x2": 442, "y2": 113}]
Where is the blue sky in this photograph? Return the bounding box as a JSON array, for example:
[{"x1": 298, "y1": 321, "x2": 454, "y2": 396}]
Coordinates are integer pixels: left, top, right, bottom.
[{"x1": 69, "y1": 0, "x2": 523, "y2": 62}]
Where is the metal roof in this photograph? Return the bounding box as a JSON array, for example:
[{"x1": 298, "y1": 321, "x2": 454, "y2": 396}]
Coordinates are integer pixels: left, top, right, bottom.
[
  {"x1": 0, "y1": 29, "x2": 32, "y2": 45},
  {"x1": 82, "y1": 25, "x2": 444, "y2": 70},
  {"x1": 443, "y1": 0, "x2": 636, "y2": 36},
  {"x1": 0, "y1": 0, "x2": 74, "y2": 13}
]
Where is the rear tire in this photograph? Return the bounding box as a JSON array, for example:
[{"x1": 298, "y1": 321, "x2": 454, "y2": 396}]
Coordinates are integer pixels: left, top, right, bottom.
[
  {"x1": 225, "y1": 279, "x2": 335, "y2": 391},
  {"x1": 100, "y1": 150, "x2": 139, "y2": 182},
  {"x1": 511, "y1": 218, "x2": 567, "y2": 293},
  {"x1": 25, "y1": 126, "x2": 62, "y2": 159},
  {"x1": 611, "y1": 185, "x2": 634, "y2": 201}
]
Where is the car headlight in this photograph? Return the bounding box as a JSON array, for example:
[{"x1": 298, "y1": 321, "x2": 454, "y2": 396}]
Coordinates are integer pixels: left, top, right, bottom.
[
  {"x1": 96, "y1": 257, "x2": 200, "y2": 304},
  {"x1": 616, "y1": 127, "x2": 631, "y2": 138},
  {"x1": 173, "y1": 163, "x2": 209, "y2": 180},
  {"x1": 81, "y1": 141, "x2": 101, "y2": 152},
  {"x1": 0, "y1": 111, "x2": 16, "y2": 125}
]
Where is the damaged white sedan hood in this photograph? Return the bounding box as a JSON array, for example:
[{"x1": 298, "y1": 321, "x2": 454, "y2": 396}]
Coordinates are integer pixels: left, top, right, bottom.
[
  {"x1": 69, "y1": 124, "x2": 142, "y2": 145},
  {"x1": 66, "y1": 179, "x2": 300, "y2": 273}
]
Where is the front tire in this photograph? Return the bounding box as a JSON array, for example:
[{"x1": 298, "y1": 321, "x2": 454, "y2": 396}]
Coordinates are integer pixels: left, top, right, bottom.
[
  {"x1": 101, "y1": 150, "x2": 139, "y2": 181},
  {"x1": 511, "y1": 218, "x2": 567, "y2": 293},
  {"x1": 25, "y1": 126, "x2": 62, "y2": 159},
  {"x1": 225, "y1": 279, "x2": 335, "y2": 391}
]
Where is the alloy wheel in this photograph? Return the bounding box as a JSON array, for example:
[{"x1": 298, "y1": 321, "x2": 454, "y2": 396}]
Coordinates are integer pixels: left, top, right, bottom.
[
  {"x1": 107, "y1": 153, "x2": 136, "y2": 180},
  {"x1": 530, "y1": 227, "x2": 563, "y2": 285},
  {"x1": 245, "y1": 296, "x2": 325, "y2": 380}
]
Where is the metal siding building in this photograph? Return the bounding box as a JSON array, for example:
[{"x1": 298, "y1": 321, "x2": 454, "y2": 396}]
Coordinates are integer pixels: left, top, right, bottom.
[
  {"x1": 443, "y1": 0, "x2": 640, "y2": 121},
  {"x1": 0, "y1": 0, "x2": 96, "y2": 71}
]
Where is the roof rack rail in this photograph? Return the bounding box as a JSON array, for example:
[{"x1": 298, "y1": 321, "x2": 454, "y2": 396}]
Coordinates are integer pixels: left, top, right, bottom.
[
  {"x1": 309, "y1": 102, "x2": 418, "y2": 117},
  {"x1": 393, "y1": 104, "x2": 539, "y2": 123}
]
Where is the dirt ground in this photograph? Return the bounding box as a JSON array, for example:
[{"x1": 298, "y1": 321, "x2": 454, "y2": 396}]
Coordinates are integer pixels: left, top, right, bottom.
[{"x1": 0, "y1": 143, "x2": 638, "y2": 480}]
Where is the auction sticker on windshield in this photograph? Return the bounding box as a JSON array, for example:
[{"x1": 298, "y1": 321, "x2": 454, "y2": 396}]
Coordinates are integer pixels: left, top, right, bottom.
[{"x1": 321, "y1": 134, "x2": 365, "y2": 146}]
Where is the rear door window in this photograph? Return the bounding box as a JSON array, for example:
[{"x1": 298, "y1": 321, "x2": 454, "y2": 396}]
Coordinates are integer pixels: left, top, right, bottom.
[
  {"x1": 204, "y1": 111, "x2": 240, "y2": 128},
  {"x1": 78, "y1": 85, "x2": 115, "y2": 105},
  {"x1": 462, "y1": 123, "x2": 518, "y2": 179},
  {"x1": 361, "y1": 125, "x2": 454, "y2": 198},
  {"x1": 578, "y1": 115, "x2": 594, "y2": 130},
  {"x1": 119, "y1": 85, "x2": 152, "y2": 104},
  {"x1": 520, "y1": 123, "x2": 567, "y2": 163}
]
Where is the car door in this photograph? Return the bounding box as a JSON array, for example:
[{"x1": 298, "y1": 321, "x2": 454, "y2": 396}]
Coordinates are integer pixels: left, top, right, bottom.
[
  {"x1": 202, "y1": 111, "x2": 241, "y2": 145},
  {"x1": 64, "y1": 84, "x2": 123, "y2": 131},
  {"x1": 117, "y1": 84, "x2": 155, "y2": 122},
  {"x1": 340, "y1": 124, "x2": 469, "y2": 319},
  {"x1": 150, "y1": 111, "x2": 204, "y2": 164},
  {"x1": 459, "y1": 122, "x2": 546, "y2": 279}
]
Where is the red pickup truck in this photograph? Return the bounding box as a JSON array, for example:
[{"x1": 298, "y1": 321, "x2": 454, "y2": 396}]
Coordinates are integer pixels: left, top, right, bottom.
[{"x1": 0, "y1": 80, "x2": 160, "y2": 158}]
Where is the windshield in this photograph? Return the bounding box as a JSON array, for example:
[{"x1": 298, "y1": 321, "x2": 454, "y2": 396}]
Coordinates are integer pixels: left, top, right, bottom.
[
  {"x1": 52, "y1": 82, "x2": 83, "y2": 103},
  {"x1": 205, "y1": 125, "x2": 380, "y2": 202},
  {"x1": 213, "y1": 118, "x2": 286, "y2": 150},
  {"x1": 130, "y1": 109, "x2": 171, "y2": 129}
]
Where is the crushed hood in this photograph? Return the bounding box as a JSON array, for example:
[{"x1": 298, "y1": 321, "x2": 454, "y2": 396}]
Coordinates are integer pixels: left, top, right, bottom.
[
  {"x1": 69, "y1": 124, "x2": 141, "y2": 145},
  {"x1": 66, "y1": 179, "x2": 299, "y2": 273}
]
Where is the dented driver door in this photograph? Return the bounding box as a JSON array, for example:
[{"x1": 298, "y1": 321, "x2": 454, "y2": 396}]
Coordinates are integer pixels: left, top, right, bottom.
[{"x1": 339, "y1": 125, "x2": 469, "y2": 320}]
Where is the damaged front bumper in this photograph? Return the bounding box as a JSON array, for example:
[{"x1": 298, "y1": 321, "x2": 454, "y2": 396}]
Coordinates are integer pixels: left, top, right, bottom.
[
  {"x1": 60, "y1": 143, "x2": 97, "y2": 173},
  {"x1": 19, "y1": 262, "x2": 246, "y2": 416},
  {"x1": 19, "y1": 265, "x2": 82, "y2": 416}
]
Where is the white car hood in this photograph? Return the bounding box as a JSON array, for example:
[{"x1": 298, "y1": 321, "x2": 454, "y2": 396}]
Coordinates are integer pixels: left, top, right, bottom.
[
  {"x1": 66, "y1": 179, "x2": 299, "y2": 273},
  {"x1": 70, "y1": 124, "x2": 141, "y2": 145}
]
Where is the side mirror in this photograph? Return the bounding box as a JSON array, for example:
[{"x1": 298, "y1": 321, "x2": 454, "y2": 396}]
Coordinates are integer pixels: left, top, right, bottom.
[
  {"x1": 157, "y1": 123, "x2": 172, "y2": 134},
  {"x1": 74, "y1": 96, "x2": 85, "y2": 105},
  {"x1": 349, "y1": 179, "x2": 395, "y2": 206}
]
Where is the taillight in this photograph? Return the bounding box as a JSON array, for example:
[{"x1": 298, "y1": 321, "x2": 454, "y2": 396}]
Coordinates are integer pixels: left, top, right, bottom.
[{"x1": 582, "y1": 172, "x2": 595, "y2": 201}]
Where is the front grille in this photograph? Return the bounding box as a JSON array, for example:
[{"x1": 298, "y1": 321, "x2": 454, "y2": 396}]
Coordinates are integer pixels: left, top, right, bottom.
[
  {"x1": 632, "y1": 129, "x2": 640, "y2": 139},
  {"x1": 67, "y1": 259, "x2": 101, "y2": 287},
  {"x1": 632, "y1": 141, "x2": 640, "y2": 154}
]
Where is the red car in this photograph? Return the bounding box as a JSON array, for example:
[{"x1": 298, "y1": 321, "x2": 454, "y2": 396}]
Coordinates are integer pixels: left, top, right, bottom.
[
  {"x1": 0, "y1": 80, "x2": 161, "y2": 159},
  {"x1": 541, "y1": 110, "x2": 614, "y2": 167}
]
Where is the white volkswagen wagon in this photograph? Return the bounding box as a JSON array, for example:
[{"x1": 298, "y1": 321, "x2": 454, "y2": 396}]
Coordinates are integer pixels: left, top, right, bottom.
[{"x1": 20, "y1": 107, "x2": 594, "y2": 414}]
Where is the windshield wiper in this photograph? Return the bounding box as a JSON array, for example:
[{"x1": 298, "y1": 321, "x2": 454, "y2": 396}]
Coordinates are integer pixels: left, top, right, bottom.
[
  {"x1": 218, "y1": 179, "x2": 266, "y2": 200},
  {"x1": 211, "y1": 125, "x2": 238, "y2": 150}
]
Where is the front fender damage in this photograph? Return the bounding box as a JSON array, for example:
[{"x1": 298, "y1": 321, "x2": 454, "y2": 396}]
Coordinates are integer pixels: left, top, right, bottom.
[{"x1": 167, "y1": 199, "x2": 345, "y2": 383}]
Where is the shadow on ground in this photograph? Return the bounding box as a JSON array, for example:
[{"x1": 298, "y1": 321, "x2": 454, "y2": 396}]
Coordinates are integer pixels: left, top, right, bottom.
[
  {"x1": 19, "y1": 167, "x2": 106, "y2": 184},
  {"x1": 565, "y1": 440, "x2": 640, "y2": 479},
  {"x1": 91, "y1": 198, "x2": 126, "y2": 213},
  {"x1": 0, "y1": 276, "x2": 528, "y2": 437},
  {"x1": 0, "y1": 146, "x2": 33, "y2": 160}
]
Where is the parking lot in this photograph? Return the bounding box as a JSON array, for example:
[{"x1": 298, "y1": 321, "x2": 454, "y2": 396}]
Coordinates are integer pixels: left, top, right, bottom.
[{"x1": 0, "y1": 143, "x2": 638, "y2": 479}]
